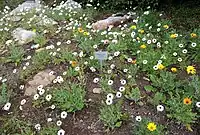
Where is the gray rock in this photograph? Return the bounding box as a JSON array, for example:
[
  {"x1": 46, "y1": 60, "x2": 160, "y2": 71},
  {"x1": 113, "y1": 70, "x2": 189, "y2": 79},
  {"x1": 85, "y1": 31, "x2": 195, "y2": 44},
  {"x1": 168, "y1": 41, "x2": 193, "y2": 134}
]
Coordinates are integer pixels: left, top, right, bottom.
[
  {"x1": 10, "y1": 1, "x2": 42, "y2": 15},
  {"x1": 55, "y1": 0, "x2": 81, "y2": 10},
  {"x1": 12, "y1": 28, "x2": 36, "y2": 45},
  {"x1": 92, "y1": 88, "x2": 102, "y2": 94},
  {"x1": 25, "y1": 69, "x2": 56, "y2": 96}
]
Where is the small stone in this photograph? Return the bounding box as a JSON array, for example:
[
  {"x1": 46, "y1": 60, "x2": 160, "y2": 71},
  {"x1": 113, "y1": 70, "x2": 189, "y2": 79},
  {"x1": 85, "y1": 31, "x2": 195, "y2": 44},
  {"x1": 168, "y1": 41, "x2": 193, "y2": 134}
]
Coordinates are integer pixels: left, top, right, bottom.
[
  {"x1": 36, "y1": 48, "x2": 45, "y2": 52},
  {"x1": 138, "y1": 101, "x2": 144, "y2": 106},
  {"x1": 92, "y1": 88, "x2": 102, "y2": 94}
]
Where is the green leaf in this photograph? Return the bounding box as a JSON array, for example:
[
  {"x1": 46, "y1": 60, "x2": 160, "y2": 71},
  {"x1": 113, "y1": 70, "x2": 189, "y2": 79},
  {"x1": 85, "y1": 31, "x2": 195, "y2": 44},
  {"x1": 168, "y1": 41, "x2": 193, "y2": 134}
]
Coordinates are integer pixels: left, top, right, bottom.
[
  {"x1": 115, "y1": 121, "x2": 122, "y2": 128},
  {"x1": 144, "y1": 85, "x2": 156, "y2": 92}
]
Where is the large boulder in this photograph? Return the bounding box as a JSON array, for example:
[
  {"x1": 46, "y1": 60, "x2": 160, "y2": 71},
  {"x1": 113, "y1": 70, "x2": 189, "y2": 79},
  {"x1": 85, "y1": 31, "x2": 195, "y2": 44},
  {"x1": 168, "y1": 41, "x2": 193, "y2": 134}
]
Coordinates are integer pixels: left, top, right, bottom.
[
  {"x1": 10, "y1": 1, "x2": 42, "y2": 15},
  {"x1": 54, "y1": 0, "x2": 82, "y2": 10},
  {"x1": 12, "y1": 28, "x2": 36, "y2": 45},
  {"x1": 25, "y1": 69, "x2": 56, "y2": 96}
]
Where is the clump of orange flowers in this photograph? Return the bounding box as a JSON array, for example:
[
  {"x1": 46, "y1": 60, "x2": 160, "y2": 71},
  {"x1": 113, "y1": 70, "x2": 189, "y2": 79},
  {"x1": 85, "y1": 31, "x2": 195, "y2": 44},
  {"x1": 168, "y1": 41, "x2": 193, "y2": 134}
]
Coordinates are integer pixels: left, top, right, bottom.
[{"x1": 183, "y1": 97, "x2": 192, "y2": 105}]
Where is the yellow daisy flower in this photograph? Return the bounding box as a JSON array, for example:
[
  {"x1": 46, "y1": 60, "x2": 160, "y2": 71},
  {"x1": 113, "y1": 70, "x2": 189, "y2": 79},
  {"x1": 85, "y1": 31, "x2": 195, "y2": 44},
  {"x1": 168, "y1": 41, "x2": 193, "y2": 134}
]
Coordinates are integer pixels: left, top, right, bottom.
[
  {"x1": 130, "y1": 25, "x2": 137, "y2": 30},
  {"x1": 140, "y1": 44, "x2": 146, "y2": 49},
  {"x1": 158, "y1": 64, "x2": 165, "y2": 70},
  {"x1": 147, "y1": 122, "x2": 157, "y2": 131},
  {"x1": 171, "y1": 67, "x2": 177, "y2": 73},
  {"x1": 186, "y1": 66, "x2": 196, "y2": 75},
  {"x1": 163, "y1": 25, "x2": 169, "y2": 29}
]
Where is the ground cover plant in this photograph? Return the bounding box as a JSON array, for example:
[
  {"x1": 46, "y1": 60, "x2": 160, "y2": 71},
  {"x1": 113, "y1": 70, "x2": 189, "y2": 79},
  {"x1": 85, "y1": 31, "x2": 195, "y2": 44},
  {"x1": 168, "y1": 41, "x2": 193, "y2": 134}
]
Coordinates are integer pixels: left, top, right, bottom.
[{"x1": 0, "y1": 1, "x2": 199, "y2": 135}]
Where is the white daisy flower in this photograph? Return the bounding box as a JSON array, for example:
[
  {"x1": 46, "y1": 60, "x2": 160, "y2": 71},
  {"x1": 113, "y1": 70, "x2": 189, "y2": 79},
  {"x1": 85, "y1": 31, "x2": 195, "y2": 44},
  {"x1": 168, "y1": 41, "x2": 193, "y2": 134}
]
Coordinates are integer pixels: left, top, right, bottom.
[
  {"x1": 142, "y1": 38, "x2": 146, "y2": 41},
  {"x1": 119, "y1": 86, "x2": 125, "y2": 92},
  {"x1": 157, "y1": 105, "x2": 164, "y2": 112},
  {"x1": 107, "y1": 93, "x2": 114, "y2": 99},
  {"x1": 158, "y1": 60, "x2": 162, "y2": 64},
  {"x1": 179, "y1": 44, "x2": 184, "y2": 48},
  {"x1": 56, "y1": 120, "x2": 62, "y2": 126},
  {"x1": 33, "y1": 94, "x2": 39, "y2": 100},
  {"x1": 90, "y1": 67, "x2": 96, "y2": 72},
  {"x1": 164, "y1": 41, "x2": 169, "y2": 44},
  {"x1": 61, "y1": 111, "x2": 67, "y2": 119},
  {"x1": 135, "y1": 116, "x2": 142, "y2": 122},
  {"x1": 72, "y1": 52, "x2": 78, "y2": 56},
  {"x1": 57, "y1": 76, "x2": 64, "y2": 83},
  {"x1": 56, "y1": 42, "x2": 61, "y2": 46},
  {"x1": 108, "y1": 80, "x2": 114, "y2": 85},
  {"x1": 196, "y1": 102, "x2": 200, "y2": 108},
  {"x1": 157, "y1": 23, "x2": 161, "y2": 27},
  {"x1": 51, "y1": 105, "x2": 56, "y2": 109},
  {"x1": 108, "y1": 56, "x2": 113, "y2": 60},
  {"x1": 37, "y1": 85, "x2": 43, "y2": 91},
  {"x1": 143, "y1": 60, "x2": 148, "y2": 64},
  {"x1": 57, "y1": 129, "x2": 65, "y2": 135},
  {"x1": 26, "y1": 55, "x2": 31, "y2": 60},
  {"x1": 157, "y1": 28, "x2": 161, "y2": 32},
  {"x1": 106, "y1": 98, "x2": 113, "y2": 105},
  {"x1": 93, "y1": 78, "x2": 99, "y2": 83},
  {"x1": 116, "y1": 92, "x2": 122, "y2": 98},
  {"x1": 19, "y1": 85, "x2": 24, "y2": 90},
  {"x1": 34, "y1": 124, "x2": 41, "y2": 131},
  {"x1": 127, "y1": 58, "x2": 132, "y2": 63},
  {"x1": 45, "y1": 94, "x2": 52, "y2": 101},
  {"x1": 182, "y1": 49, "x2": 187, "y2": 54},
  {"x1": 47, "y1": 118, "x2": 53, "y2": 122},
  {"x1": 173, "y1": 52, "x2": 177, "y2": 56},
  {"x1": 39, "y1": 89, "x2": 45, "y2": 95},
  {"x1": 90, "y1": 56, "x2": 94, "y2": 60},
  {"x1": 20, "y1": 99, "x2": 26, "y2": 105},
  {"x1": 2, "y1": 102, "x2": 11, "y2": 111},
  {"x1": 120, "y1": 79, "x2": 126, "y2": 85},
  {"x1": 75, "y1": 67, "x2": 80, "y2": 71},
  {"x1": 177, "y1": 58, "x2": 182, "y2": 62},
  {"x1": 67, "y1": 40, "x2": 71, "y2": 44},
  {"x1": 110, "y1": 64, "x2": 115, "y2": 69},
  {"x1": 53, "y1": 79, "x2": 58, "y2": 84},
  {"x1": 107, "y1": 70, "x2": 112, "y2": 74},
  {"x1": 79, "y1": 51, "x2": 84, "y2": 57},
  {"x1": 93, "y1": 44, "x2": 98, "y2": 49},
  {"x1": 153, "y1": 65, "x2": 158, "y2": 70},
  {"x1": 152, "y1": 39, "x2": 157, "y2": 43},
  {"x1": 131, "y1": 32, "x2": 136, "y2": 38},
  {"x1": 12, "y1": 68, "x2": 17, "y2": 73},
  {"x1": 191, "y1": 42, "x2": 196, "y2": 47},
  {"x1": 123, "y1": 69, "x2": 128, "y2": 73},
  {"x1": 114, "y1": 51, "x2": 120, "y2": 57},
  {"x1": 147, "y1": 40, "x2": 151, "y2": 44}
]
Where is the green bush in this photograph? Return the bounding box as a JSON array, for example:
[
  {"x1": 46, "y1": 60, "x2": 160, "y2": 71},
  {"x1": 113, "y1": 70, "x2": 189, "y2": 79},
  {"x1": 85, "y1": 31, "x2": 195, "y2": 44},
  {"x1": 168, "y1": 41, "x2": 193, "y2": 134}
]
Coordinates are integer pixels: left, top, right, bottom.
[{"x1": 0, "y1": 0, "x2": 24, "y2": 10}]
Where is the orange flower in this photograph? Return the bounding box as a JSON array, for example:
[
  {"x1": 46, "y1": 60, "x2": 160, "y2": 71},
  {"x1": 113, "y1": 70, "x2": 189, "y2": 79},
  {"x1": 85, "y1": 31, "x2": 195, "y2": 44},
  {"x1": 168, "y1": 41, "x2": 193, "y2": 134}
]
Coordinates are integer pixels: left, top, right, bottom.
[
  {"x1": 183, "y1": 97, "x2": 192, "y2": 105},
  {"x1": 71, "y1": 61, "x2": 77, "y2": 67},
  {"x1": 190, "y1": 33, "x2": 197, "y2": 38},
  {"x1": 132, "y1": 59, "x2": 137, "y2": 64}
]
